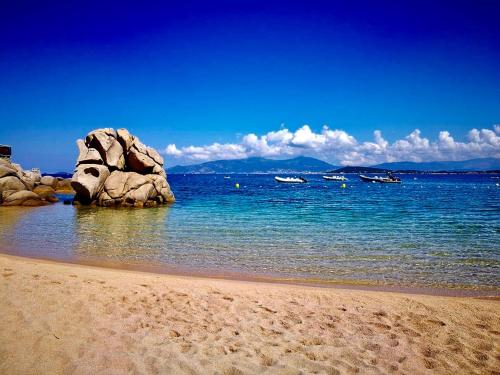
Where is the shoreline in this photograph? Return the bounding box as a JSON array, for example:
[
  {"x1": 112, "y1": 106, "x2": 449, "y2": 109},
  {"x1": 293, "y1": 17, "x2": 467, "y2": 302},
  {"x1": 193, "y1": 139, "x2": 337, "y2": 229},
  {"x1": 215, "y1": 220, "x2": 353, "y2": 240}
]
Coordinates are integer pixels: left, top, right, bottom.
[
  {"x1": 1, "y1": 252, "x2": 499, "y2": 374},
  {"x1": 0, "y1": 250, "x2": 498, "y2": 298}
]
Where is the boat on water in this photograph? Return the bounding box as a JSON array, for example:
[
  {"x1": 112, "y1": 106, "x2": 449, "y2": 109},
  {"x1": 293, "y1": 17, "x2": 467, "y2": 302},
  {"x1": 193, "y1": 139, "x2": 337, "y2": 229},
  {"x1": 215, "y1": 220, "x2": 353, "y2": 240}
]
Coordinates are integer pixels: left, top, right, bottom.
[
  {"x1": 322, "y1": 175, "x2": 348, "y2": 181},
  {"x1": 359, "y1": 173, "x2": 401, "y2": 184},
  {"x1": 274, "y1": 176, "x2": 307, "y2": 183}
]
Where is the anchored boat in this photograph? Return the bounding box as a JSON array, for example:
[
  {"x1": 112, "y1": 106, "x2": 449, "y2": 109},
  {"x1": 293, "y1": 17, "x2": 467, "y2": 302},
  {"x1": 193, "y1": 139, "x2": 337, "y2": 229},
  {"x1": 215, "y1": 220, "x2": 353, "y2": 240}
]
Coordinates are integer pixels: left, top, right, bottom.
[
  {"x1": 322, "y1": 175, "x2": 348, "y2": 181},
  {"x1": 274, "y1": 176, "x2": 307, "y2": 183},
  {"x1": 359, "y1": 173, "x2": 401, "y2": 183}
]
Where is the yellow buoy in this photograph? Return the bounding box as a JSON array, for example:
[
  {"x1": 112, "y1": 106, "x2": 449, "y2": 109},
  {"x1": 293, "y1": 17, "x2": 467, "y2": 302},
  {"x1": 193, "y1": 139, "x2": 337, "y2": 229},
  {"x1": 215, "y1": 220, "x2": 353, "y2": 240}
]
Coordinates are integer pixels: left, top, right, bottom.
[
  {"x1": 235, "y1": 183, "x2": 240, "y2": 189},
  {"x1": 341, "y1": 183, "x2": 346, "y2": 189}
]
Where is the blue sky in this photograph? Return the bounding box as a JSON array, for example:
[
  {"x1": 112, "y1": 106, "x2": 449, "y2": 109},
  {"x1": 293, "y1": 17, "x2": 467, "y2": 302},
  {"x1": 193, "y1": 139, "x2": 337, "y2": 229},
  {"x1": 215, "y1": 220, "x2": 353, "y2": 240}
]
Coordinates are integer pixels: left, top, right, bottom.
[{"x1": 0, "y1": 0, "x2": 499, "y2": 171}]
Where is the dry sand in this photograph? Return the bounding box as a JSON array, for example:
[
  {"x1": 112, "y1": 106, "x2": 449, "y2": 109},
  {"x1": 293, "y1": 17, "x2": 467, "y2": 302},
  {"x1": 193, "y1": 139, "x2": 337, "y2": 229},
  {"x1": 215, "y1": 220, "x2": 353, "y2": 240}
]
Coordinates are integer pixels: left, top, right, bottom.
[{"x1": 0, "y1": 254, "x2": 498, "y2": 375}]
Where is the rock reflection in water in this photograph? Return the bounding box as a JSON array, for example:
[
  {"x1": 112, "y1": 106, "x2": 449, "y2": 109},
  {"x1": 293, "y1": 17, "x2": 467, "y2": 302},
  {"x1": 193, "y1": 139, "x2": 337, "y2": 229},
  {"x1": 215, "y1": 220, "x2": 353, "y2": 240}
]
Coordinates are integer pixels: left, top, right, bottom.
[
  {"x1": 0, "y1": 207, "x2": 32, "y2": 249},
  {"x1": 73, "y1": 206, "x2": 171, "y2": 261}
]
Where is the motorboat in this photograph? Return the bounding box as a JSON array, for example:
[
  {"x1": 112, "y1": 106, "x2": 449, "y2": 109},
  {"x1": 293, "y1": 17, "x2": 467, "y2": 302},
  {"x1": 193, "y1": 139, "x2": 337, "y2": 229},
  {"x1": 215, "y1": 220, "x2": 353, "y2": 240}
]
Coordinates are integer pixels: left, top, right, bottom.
[
  {"x1": 322, "y1": 175, "x2": 348, "y2": 181},
  {"x1": 274, "y1": 176, "x2": 307, "y2": 183},
  {"x1": 359, "y1": 174, "x2": 401, "y2": 183}
]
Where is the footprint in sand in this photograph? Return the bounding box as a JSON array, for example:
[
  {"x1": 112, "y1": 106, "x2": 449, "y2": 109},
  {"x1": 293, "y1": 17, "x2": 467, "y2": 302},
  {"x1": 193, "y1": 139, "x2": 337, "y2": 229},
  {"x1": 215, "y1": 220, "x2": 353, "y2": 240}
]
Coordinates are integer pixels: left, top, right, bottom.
[
  {"x1": 258, "y1": 304, "x2": 277, "y2": 313},
  {"x1": 427, "y1": 319, "x2": 446, "y2": 326},
  {"x1": 260, "y1": 354, "x2": 275, "y2": 366},
  {"x1": 169, "y1": 330, "x2": 181, "y2": 338},
  {"x1": 423, "y1": 358, "x2": 436, "y2": 369},
  {"x1": 371, "y1": 322, "x2": 391, "y2": 330},
  {"x1": 401, "y1": 327, "x2": 421, "y2": 337},
  {"x1": 476, "y1": 341, "x2": 493, "y2": 351},
  {"x1": 221, "y1": 366, "x2": 244, "y2": 375},
  {"x1": 473, "y1": 351, "x2": 489, "y2": 362},
  {"x1": 364, "y1": 342, "x2": 381, "y2": 352}
]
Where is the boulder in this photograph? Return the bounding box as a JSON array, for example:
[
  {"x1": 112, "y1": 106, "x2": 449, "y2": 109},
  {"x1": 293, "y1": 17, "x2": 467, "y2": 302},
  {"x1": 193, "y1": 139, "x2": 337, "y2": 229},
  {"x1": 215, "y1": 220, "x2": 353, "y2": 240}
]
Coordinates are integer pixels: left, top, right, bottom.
[
  {"x1": 103, "y1": 171, "x2": 148, "y2": 199},
  {"x1": 40, "y1": 175, "x2": 57, "y2": 188},
  {"x1": 102, "y1": 170, "x2": 129, "y2": 199},
  {"x1": 76, "y1": 139, "x2": 103, "y2": 165},
  {"x1": 0, "y1": 159, "x2": 58, "y2": 206},
  {"x1": 127, "y1": 142, "x2": 157, "y2": 174},
  {"x1": 153, "y1": 164, "x2": 167, "y2": 178},
  {"x1": 11, "y1": 163, "x2": 24, "y2": 176},
  {"x1": 71, "y1": 164, "x2": 110, "y2": 204},
  {"x1": 1, "y1": 190, "x2": 16, "y2": 202},
  {"x1": 116, "y1": 128, "x2": 135, "y2": 152},
  {"x1": 55, "y1": 178, "x2": 74, "y2": 193},
  {"x1": 147, "y1": 174, "x2": 175, "y2": 203},
  {"x1": 72, "y1": 128, "x2": 174, "y2": 207},
  {"x1": 0, "y1": 164, "x2": 18, "y2": 179},
  {"x1": 23, "y1": 177, "x2": 36, "y2": 191},
  {"x1": 33, "y1": 185, "x2": 59, "y2": 203},
  {"x1": 123, "y1": 182, "x2": 155, "y2": 207},
  {"x1": 146, "y1": 145, "x2": 164, "y2": 166},
  {"x1": 24, "y1": 170, "x2": 41, "y2": 184},
  {"x1": 1, "y1": 190, "x2": 47, "y2": 206},
  {"x1": 85, "y1": 129, "x2": 125, "y2": 170},
  {"x1": 0, "y1": 175, "x2": 26, "y2": 193},
  {"x1": 99, "y1": 171, "x2": 160, "y2": 206}
]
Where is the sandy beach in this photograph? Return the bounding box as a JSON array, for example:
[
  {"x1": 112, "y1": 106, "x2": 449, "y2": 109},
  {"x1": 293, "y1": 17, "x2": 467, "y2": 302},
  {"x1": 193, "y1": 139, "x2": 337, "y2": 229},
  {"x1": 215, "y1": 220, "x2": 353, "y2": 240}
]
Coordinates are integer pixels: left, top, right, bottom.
[{"x1": 0, "y1": 254, "x2": 498, "y2": 375}]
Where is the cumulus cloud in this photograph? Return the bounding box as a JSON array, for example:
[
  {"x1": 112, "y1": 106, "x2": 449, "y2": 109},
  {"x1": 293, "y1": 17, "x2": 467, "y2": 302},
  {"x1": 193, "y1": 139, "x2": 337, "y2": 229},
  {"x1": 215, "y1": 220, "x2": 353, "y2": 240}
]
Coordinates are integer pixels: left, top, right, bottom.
[{"x1": 163, "y1": 124, "x2": 500, "y2": 165}]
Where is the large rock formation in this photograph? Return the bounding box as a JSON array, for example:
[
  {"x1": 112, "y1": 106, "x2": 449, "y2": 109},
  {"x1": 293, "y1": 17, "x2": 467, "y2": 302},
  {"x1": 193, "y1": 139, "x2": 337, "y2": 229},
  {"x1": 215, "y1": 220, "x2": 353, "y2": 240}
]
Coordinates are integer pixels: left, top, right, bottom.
[
  {"x1": 71, "y1": 128, "x2": 174, "y2": 207},
  {"x1": 2, "y1": 190, "x2": 45, "y2": 206},
  {"x1": 0, "y1": 159, "x2": 48, "y2": 206}
]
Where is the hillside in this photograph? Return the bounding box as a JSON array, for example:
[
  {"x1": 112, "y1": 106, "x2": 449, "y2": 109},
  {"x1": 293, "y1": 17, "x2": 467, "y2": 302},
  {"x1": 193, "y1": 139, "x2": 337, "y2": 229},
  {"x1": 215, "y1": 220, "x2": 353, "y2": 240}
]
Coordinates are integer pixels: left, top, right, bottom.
[
  {"x1": 168, "y1": 157, "x2": 500, "y2": 174},
  {"x1": 373, "y1": 158, "x2": 500, "y2": 172},
  {"x1": 168, "y1": 156, "x2": 336, "y2": 174},
  {"x1": 332, "y1": 166, "x2": 391, "y2": 174}
]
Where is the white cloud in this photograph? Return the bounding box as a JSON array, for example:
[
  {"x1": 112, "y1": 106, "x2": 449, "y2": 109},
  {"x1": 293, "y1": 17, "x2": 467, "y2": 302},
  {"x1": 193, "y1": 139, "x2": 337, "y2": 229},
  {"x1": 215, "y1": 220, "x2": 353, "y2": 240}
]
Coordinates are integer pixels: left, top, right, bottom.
[
  {"x1": 165, "y1": 144, "x2": 182, "y2": 156},
  {"x1": 163, "y1": 124, "x2": 500, "y2": 165}
]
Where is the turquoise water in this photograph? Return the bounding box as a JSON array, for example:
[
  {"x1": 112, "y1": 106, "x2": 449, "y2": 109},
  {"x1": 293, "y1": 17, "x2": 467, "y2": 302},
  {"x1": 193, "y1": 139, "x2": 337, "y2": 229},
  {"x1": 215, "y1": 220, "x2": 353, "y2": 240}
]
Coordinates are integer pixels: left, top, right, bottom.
[{"x1": 0, "y1": 174, "x2": 499, "y2": 291}]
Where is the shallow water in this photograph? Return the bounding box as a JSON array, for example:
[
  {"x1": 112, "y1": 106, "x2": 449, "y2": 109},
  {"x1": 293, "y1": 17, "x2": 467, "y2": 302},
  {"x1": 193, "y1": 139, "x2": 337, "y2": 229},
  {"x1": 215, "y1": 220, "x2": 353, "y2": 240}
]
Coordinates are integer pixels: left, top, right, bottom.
[{"x1": 0, "y1": 174, "x2": 499, "y2": 290}]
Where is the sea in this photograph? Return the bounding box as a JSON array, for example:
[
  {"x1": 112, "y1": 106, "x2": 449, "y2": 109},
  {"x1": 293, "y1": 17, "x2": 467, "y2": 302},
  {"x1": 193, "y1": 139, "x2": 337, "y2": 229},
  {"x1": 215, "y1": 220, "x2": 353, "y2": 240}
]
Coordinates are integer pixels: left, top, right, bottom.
[{"x1": 0, "y1": 173, "x2": 499, "y2": 293}]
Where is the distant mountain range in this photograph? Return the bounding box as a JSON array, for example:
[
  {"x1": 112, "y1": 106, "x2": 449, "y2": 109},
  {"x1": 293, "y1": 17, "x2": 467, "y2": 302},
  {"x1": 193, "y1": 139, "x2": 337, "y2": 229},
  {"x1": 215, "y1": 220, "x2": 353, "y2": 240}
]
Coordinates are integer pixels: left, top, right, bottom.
[
  {"x1": 168, "y1": 156, "x2": 336, "y2": 174},
  {"x1": 373, "y1": 158, "x2": 500, "y2": 172},
  {"x1": 42, "y1": 172, "x2": 73, "y2": 178},
  {"x1": 332, "y1": 166, "x2": 391, "y2": 174},
  {"x1": 168, "y1": 157, "x2": 500, "y2": 174}
]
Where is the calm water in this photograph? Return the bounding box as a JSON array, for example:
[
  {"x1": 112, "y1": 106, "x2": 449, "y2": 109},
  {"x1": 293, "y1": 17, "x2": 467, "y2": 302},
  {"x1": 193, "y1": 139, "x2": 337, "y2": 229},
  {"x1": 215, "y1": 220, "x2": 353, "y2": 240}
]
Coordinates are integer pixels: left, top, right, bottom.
[{"x1": 0, "y1": 174, "x2": 499, "y2": 291}]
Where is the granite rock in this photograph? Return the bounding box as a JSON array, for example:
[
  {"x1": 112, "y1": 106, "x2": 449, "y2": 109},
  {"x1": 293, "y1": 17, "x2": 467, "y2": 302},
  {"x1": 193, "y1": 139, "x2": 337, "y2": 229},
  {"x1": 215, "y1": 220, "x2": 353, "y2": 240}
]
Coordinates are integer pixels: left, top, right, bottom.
[
  {"x1": 1, "y1": 190, "x2": 47, "y2": 206},
  {"x1": 71, "y1": 164, "x2": 111, "y2": 204},
  {"x1": 71, "y1": 128, "x2": 174, "y2": 207}
]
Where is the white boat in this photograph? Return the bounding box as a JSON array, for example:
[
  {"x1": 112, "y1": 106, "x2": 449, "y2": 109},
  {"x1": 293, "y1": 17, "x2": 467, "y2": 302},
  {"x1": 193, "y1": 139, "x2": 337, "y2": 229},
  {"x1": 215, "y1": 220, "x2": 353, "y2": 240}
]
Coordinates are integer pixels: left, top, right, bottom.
[
  {"x1": 359, "y1": 174, "x2": 401, "y2": 183},
  {"x1": 274, "y1": 176, "x2": 307, "y2": 183},
  {"x1": 322, "y1": 175, "x2": 348, "y2": 181}
]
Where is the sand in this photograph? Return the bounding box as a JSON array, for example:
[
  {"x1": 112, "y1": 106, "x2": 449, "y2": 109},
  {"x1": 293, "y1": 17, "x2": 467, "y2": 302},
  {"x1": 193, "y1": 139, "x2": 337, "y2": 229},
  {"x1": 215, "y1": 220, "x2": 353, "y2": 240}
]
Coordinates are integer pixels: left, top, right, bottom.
[{"x1": 0, "y1": 254, "x2": 498, "y2": 375}]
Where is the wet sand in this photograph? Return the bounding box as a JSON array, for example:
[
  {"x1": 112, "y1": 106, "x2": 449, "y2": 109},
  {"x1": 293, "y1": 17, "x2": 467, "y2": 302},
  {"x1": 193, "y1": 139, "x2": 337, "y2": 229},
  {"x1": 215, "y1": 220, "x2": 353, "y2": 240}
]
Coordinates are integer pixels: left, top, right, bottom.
[{"x1": 0, "y1": 253, "x2": 499, "y2": 374}]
